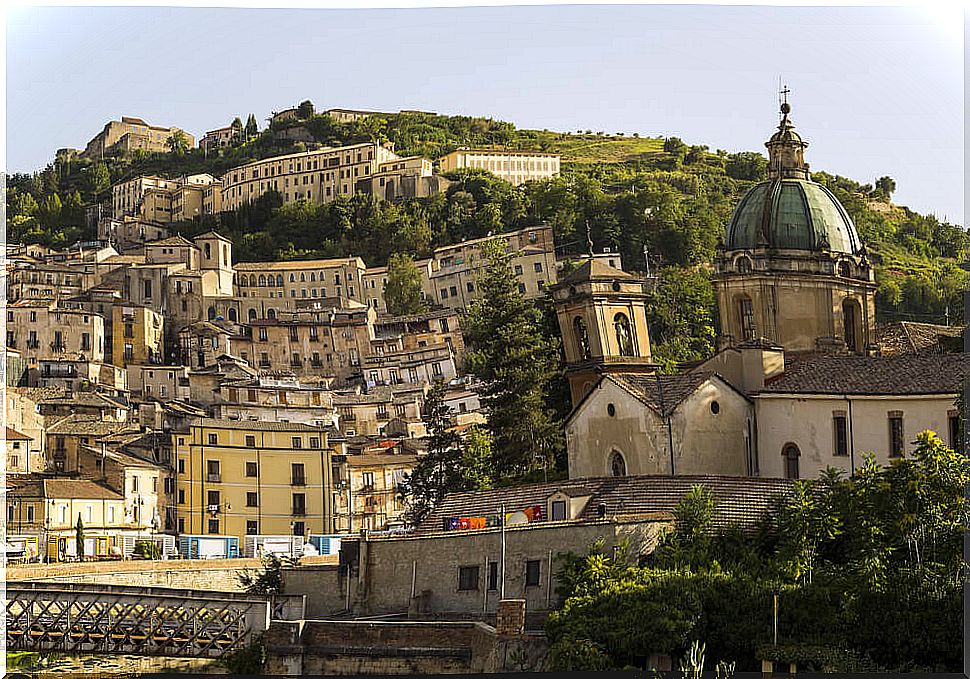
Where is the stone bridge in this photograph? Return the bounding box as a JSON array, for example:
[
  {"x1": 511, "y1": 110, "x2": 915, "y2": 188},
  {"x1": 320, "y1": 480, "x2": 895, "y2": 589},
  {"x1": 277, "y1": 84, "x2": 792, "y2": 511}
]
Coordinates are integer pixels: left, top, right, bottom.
[{"x1": 6, "y1": 581, "x2": 305, "y2": 658}]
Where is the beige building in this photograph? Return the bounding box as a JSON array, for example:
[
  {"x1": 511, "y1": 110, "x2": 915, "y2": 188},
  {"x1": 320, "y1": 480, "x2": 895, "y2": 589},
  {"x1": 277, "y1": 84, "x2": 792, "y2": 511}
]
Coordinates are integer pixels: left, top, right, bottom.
[
  {"x1": 81, "y1": 116, "x2": 195, "y2": 159},
  {"x1": 212, "y1": 376, "x2": 338, "y2": 429},
  {"x1": 219, "y1": 142, "x2": 399, "y2": 211},
  {"x1": 753, "y1": 353, "x2": 968, "y2": 480},
  {"x1": 428, "y1": 225, "x2": 558, "y2": 311},
  {"x1": 130, "y1": 364, "x2": 191, "y2": 402},
  {"x1": 113, "y1": 174, "x2": 218, "y2": 223},
  {"x1": 331, "y1": 448, "x2": 416, "y2": 532},
  {"x1": 112, "y1": 175, "x2": 180, "y2": 219},
  {"x1": 438, "y1": 148, "x2": 560, "y2": 186},
  {"x1": 7, "y1": 263, "x2": 83, "y2": 302},
  {"x1": 712, "y1": 99, "x2": 877, "y2": 355},
  {"x1": 6, "y1": 427, "x2": 34, "y2": 474},
  {"x1": 234, "y1": 257, "x2": 368, "y2": 319},
  {"x1": 7, "y1": 300, "x2": 106, "y2": 365},
  {"x1": 356, "y1": 156, "x2": 450, "y2": 202},
  {"x1": 334, "y1": 387, "x2": 425, "y2": 438},
  {"x1": 98, "y1": 216, "x2": 171, "y2": 251},
  {"x1": 174, "y1": 420, "x2": 333, "y2": 540},
  {"x1": 112, "y1": 304, "x2": 164, "y2": 366},
  {"x1": 202, "y1": 183, "x2": 224, "y2": 215},
  {"x1": 200, "y1": 125, "x2": 237, "y2": 151}
]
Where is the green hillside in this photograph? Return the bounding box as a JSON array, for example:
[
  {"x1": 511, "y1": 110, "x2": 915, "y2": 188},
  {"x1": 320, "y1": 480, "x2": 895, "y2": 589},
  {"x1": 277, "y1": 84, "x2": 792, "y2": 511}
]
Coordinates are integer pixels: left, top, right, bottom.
[{"x1": 6, "y1": 106, "x2": 967, "y2": 368}]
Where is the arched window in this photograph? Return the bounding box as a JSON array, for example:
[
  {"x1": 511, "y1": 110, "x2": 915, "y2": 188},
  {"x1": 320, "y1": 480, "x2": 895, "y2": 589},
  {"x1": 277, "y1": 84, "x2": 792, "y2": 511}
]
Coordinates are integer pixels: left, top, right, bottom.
[
  {"x1": 248, "y1": 308, "x2": 257, "y2": 322},
  {"x1": 276, "y1": 274, "x2": 284, "y2": 287},
  {"x1": 613, "y1": 313, "x2": 635, "y2": 357},
  {"x1": 609, "y1": 450, "x2": 627, "y2": 477},
  {"x1": 573, "y1": 316, "x2": 591, "y2": 361},
  {"x1": 737, "y1": 295, "x2": 755, "y2": 341},
  {"x1": 736, "y1": 256, "x2": 752, "y2": 273},
  {"x1": 249, "y1": 274, "x2": 256, "y2": 287},
  {"x1": 239, "y1": 275, "x2": 247, "y2": 287},
  {"x1": 204, "y1": 243, "x2": 211, "y2": 259},
  {"x1": 267, "y1": 308, "x2": 277, "y2": 320},
  {"x1": 289, "y1": 273, "x2": 296, "y2": 283},
  {"x1": 222, "y1": 244, "x2": 228, "y2": 262},
  {"x1": 839, "y1": 261, "x2": 852, "y2": 278},
  {"x1": 782, "y1": 444, "x2": 800, "y2": 480},
  {"x1": 207, "y1": 307, "x2": 216, "y2": 320},
  {"x1": 843, "y1": 299, "x2": 861, "y2": 353},
  {"x1": 258, "y1": 275, "x2": 266, "y2": 287},
  {"x1": 300, "y1": 272, "x2": 306, "y2": 282},
  {"x1": 228, "y1": 308, "x2": 238, "y2": 322}
]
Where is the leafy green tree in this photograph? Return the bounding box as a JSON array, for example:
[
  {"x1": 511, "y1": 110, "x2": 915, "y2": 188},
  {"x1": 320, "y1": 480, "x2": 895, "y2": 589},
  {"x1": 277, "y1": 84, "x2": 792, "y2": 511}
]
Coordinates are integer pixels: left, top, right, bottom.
[
  {"x1": 86, "y1": 162, "x2": 110, "y2": 201},
  {"x1": 647, "y1": 266, "x2": 717, "y2": 371},
  {"x1": 167, "y1": 130, "x2": 189, "y2": 156},
  {"x1": 231, "y1": 116, "x2": 244, "y2": 138},
  {"x1": 245, "y1": 114, "x2": 259, "y2": 140},
  {"x1": 874, "y1": 175, "x2": 896, "y2": 199},
  {"x1": 237, "y1": 553, "x2": 298, "y2": 594},
  {"x1": 463, "y1": 238, "x2": 564, "y2": 480},
  {"x1": 402, "y1": 381, "x2": 465, "y2": 526},
  {"x1": 725, "y1": 152, "x2": 768, "y2": 181},
  {"x1": 297, "y1": 100, "x2": 314, "y2": 119},
  {"x1": 384, "y1": 252, "x2": 426, "y2": 315}
]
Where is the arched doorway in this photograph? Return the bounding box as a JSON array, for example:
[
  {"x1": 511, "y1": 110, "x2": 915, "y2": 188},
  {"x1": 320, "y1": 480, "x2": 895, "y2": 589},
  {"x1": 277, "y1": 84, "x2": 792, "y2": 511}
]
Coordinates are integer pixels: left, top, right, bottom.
[
  {"x1": 608, "y1": 450, "x2": 627, "y2": 477},
  {"x1": 782, "y1": 443, "x2": 800, "y2": 479}
]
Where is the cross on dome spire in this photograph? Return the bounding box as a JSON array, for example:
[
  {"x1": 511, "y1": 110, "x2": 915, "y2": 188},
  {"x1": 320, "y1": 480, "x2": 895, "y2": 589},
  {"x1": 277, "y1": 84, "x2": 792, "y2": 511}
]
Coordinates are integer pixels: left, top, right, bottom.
[{"x1": 765, "y1": 85, "x2": 810, "y2": 180}]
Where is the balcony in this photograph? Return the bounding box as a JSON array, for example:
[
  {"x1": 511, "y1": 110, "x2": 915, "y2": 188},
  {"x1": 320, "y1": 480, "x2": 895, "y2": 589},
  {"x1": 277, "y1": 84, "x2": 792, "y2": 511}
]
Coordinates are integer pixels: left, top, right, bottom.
[
  {"x1": 50, "y1": 343, "x2": 66, "y2": 353},
  {"x1": 206, "y1": 473, "x2": 222, "y2": 483},
  {"x1": 26, "y1": 340, "x2": 40, "y2": 349},
  {"x1": 258, "y1": 360, "x2": 271, "y2": 368}
]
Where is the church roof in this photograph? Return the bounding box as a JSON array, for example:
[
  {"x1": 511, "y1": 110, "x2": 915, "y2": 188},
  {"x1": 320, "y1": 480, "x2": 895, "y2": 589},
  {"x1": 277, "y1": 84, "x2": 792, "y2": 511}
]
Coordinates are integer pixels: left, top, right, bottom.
[
  {"x1": 558, "y1": 257, "x2": 635, "y2": 286},
  {"x1": 611, "y1": 371, "x2": 718, "y2": 416},
  {"x1": 760, "y1": 353, "x2": 970, "y2": 395}
]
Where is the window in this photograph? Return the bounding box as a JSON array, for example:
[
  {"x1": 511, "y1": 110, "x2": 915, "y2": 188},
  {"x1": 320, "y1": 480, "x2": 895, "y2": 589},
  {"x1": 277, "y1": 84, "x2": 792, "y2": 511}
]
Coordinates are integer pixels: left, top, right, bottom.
[
  {"x1": 291, "y1": 436, "x2": 303, "y2": 449},
  {"x1": 949, "y1": 412, "x2": 961, "y2": 452},
  {"x1": 440, "y1": 288, "x2": 449, "y2": 300},
  {"x1": 518, "y1": 283, "x2": 526, "y2": 294},
  {"x1": 291, "y1": 463, "x2": 306, "y2": 486},
  {"x1": 738, "y1": 296, "x2": 755, "y2": 341},
  {"x1": 573, "y1": 316, "x2": 591, "y2": 360},
  {"x1": 613, "y1": 313, "x2": 635, "y2": 356},
  {"x1": 143, "y1": 279, "x2": 153, "y2": 299},
  {"x1": 207, "y1": 460, "x2": 221, "y2": 482},
  {"x1": 309, "y1": 437, "x2": 321, "y2": 449},
  {"x1": 783, "y1": 444, "x2": 800, "y2": 479},
  {"x1": 736, "y1": 256, "x2": 752, "y2": 273},
  {"x1": 246, "y1": 492, "x2": 258, "y2": 507},
  {"x1": 292, "y1": 493, "x2": 306, "y2": 515},
  {"x1": 609, "y1": 451, "x2": 627, "y2": 477},
  {"x1": 458, "y1": 565, "x2": 480, "y2": 591},
  {"x1": 208, "y1": 433, "x2": 218, "y2": 445},
  {"x1": 432, "y1": 362, "x2": 442, "y2": 377},
  {"x1": 466, "y1": 282, "x2": 474, "y2": 293},
  {"x1": 178, "y1": 518, "x2": 185, "y2": 533},
  {"x1": 843, "y1": 300, "x2": 860, "y2": 353},
  {"x1": 207, "y1": 490, "x2": 221, "y2": 507},
  {"x1": 833, "y1": 414, "x2": 848, "y2": 457},
  {"x1": 449, "y1": 286, "x2": 457, "y2": 297},
  {"x1": 177, "y1": 459, "x2": 185, "y2": 474},
  {"x1": 247, "y1": 520, "x2": 259, "y2": 535},
  {"x1": 177, "y1": 489, "x2": 185, "y2": 504},
  {"x1": 889, "y1": 413, "x2": 905, "y2": 458},
  {"x1": 258, "y1": 328, "x2": 268, "y2": 341},
  {"x1": 552, "y1": 500, "x2": 567, "y2": 521},
  {"x1": 534, "y1": 262, "x2": 543, "y2": 273},
  {"x1": 246, "y1": 461, "x2": 258, "y2": 477},
  {"x1": 362, "y1": 471, "x2": 375, "y2": 488},
  {"x1": 487, "y1": 562, "x2": 498, "y2": 591},
  {"x1": 207, "y1": 519, "x2": 220, "y2": 534},
  {"x1": 514, "y1": 264, "x2": 523, "y2": 276},
  {"x1": 525, "y1": 560, "x2": 541, "y2": 587},
  {"x1": 292, "y1": 521, "x2": 305, "y2": 536}
]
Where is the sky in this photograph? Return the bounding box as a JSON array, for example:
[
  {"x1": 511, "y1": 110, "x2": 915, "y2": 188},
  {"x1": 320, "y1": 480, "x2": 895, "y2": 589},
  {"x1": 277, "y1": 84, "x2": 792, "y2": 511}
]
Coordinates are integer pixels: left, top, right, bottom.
[{"x1": 4, "y1": 2, "x2": 965, "y2": 224}]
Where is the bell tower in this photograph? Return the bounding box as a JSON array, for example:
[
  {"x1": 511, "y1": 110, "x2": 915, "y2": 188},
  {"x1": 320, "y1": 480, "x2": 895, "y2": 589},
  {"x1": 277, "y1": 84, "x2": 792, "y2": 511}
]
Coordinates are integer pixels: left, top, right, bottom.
[{"x1": 550, "y1": 258, "x2": 657, "y2": 407}]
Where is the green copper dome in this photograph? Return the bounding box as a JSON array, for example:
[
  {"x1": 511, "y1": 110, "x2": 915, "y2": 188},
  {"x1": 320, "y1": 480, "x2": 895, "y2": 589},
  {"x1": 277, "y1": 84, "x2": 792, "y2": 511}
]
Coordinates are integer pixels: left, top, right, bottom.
[{"x1": 725, "y1": 178, "x2": 863, "y2": 254}]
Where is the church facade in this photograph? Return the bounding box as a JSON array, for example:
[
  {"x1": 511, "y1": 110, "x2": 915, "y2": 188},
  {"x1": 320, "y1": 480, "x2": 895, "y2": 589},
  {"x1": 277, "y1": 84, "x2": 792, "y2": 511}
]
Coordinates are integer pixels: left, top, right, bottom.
[{"x1": 555, "y1": 97, "x2": 967, "y2": 482}]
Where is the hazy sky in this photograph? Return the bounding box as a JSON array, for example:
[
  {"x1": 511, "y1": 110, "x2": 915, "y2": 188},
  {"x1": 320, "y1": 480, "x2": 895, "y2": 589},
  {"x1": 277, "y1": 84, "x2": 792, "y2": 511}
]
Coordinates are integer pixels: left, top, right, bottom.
[{"x1": 5, "y1": 3, "x2": 965, "y2": 223}]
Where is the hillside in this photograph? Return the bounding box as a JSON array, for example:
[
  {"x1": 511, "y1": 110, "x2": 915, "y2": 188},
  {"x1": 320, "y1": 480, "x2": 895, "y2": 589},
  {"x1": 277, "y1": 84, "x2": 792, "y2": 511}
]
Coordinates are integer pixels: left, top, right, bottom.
[{"x1": 6, "y1": 106, "x2": 968, "y2": 368}]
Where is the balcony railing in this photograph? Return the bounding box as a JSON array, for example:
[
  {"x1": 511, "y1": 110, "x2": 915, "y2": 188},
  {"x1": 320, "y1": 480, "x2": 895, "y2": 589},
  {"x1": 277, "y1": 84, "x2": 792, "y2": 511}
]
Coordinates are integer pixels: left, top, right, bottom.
[
  {"x1": 50, "y1": 343, "x2": 66, "y2": 353},
  {"x1": 26, "y1": 340, "x2": 40, "y2": 349}
]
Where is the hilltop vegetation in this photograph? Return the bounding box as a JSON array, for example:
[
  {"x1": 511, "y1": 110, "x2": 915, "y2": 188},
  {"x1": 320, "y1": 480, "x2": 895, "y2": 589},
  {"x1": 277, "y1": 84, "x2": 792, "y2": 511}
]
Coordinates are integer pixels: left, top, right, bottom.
[{"x1": 6, "y1": 104, "x2": 968, "y2": 368}]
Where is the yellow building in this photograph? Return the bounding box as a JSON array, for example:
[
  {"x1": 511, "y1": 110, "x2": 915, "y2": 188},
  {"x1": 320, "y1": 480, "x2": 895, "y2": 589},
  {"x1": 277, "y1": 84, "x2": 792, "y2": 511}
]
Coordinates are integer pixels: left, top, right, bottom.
[
  {"x1": 331, "y1": 448, "x2": 416, "y2": 532},
  {"x1": 112, "y1": 175, "x2": 180, "y2": 219},
  {"x1": 219, "y1": 142, "x2": 399, "y2": 211},
  {"x1": 233, "y1": 256, "x2": 368, "y2": 319},
  {"x1": 112, "y1": 304, "x2": 164, "y2": 366},
  {"x1": 112, "y1": 174, "x2": 218, "y2": 224},
  {"x1": 438, "y1": 148, "x2": 560, "y2": 186},
  {"x1": 175, "y1": 420, "x2": 333, "y2": 539}
]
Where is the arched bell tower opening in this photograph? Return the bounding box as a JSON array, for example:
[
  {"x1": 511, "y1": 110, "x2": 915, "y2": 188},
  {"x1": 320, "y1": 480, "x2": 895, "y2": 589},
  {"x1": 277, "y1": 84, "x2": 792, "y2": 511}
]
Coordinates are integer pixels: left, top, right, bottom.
[
  {"x1": 712, "y1": 90, "x2": 877, "y2": 355},
  {"x1": 550, "y1": 258, "x2": 658, "y2": 407}
]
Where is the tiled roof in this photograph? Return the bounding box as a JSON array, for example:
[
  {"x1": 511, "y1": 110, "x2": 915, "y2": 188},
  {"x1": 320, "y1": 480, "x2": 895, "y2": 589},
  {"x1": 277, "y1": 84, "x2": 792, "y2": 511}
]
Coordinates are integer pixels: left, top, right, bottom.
[
  {"x1": 5, "y1": 427, "x2": 32, "y2": 441},
  {"x1": 10, "y1": 476, "x2": 124, "y2": 501},
  {"x1": 195, "y1": 419, "x2": 326, "y2": 432},
  {"x1": 610, "y1": 372, "x2": 714, "y2": 416},
  {"x1": 760, "y1": 353, "x2": 970, "y2": 395},
  {"x1": 558, "y1": 258, "x2": 635, "y2": 286},
  {"x1": 875, "y1": 322, "x2": 963, "y2": 356},
  {"x1": 412, "y1": 475, "x2": 793, "y2": 536},
  {"x1": 146, "y1": 234, "x2": 196, "y2": 248},
  {"x1": 45, "y1": 414, "x2": 138, "y2": 437},
  {"x1": 346, "y1": 454, "x2": 418, "y2": 468}
]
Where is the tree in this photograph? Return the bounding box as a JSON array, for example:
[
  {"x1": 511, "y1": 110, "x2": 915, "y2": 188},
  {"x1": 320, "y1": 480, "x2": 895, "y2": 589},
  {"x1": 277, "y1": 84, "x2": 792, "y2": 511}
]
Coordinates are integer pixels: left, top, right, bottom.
[
  {"x1": 297, "y1": 100, "x2": 315, "y2": 120},
  {"x1": 874, "y1": 176, "x2": 896, "y2": 199},
  {"x1": 725, "y1": 152, "x2": 768, "y2": 181},
  {"x1": 463, "y1": 238, "x2": 564, "y2": 480},
  {"x1": 402, "y1": 381, "x2": 465, "y2": 526},
  {"x1": 75, "y1": 515, "x2": 85, "y2": 562},
  {"x1": 237, "y1": 553, "x2": 299, "y2": 594},
  {"x1": 384, "y1": 252, "x2": 426, "y2": 315},
  {"x1": 245, "y1": 113, "x2": 259, "y2": 139},
  {"x1": 663, "y1": 136, "x2": 687, "y2": 154},
  {"x1": 167, "y1": 130, "x2": 189, "y2": 156},
  {"x1": 86, "y1": 162, "x2": 110, "y2": 201}
]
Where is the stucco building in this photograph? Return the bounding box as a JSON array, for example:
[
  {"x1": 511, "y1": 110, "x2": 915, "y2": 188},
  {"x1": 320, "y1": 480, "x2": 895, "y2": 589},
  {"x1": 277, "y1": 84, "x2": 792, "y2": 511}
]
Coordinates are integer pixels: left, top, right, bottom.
[
  {"x1": 81, "y1": 116, "x2": 194, "y2": 159},
  {"x1": 438, "y1": 148, "x2": 560, "y2": 186}
]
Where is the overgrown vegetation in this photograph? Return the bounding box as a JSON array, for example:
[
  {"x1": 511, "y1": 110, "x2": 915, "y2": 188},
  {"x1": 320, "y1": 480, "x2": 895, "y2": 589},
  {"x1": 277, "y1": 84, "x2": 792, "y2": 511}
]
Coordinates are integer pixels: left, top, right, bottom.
[
  {"x1": 546, "y1": 431, "x2": 967, "y2": 672},
  {"x1": 237, "y1": 553, "x2": 298, "y2": 594}
]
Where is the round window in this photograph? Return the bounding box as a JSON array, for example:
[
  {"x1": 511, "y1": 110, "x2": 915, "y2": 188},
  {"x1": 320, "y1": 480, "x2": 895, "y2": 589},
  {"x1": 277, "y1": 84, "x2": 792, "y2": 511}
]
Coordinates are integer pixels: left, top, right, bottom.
[
  {"x1": 607, "y1": 403, "x2": 616, "y2": 417},
  {"x1": 710, "y1": 401, "x2": 720, "y2": 415},
  {"x1": 612, "y1": 281, "x2": 621, "y2": 292}
]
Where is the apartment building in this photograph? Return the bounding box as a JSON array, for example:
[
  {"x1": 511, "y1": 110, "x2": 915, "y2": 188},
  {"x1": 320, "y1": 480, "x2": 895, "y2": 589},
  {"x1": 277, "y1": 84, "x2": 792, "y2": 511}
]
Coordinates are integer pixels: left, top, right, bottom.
[
  {"x1": 6, "y1": 427, "x2": 34, "y2": 475},
  {"x1": 200, "y1": 125, "x2": 236, "y2": 151},
  {"x1": 76, "y1": 445, "x2": 164, "y2": 536},
  {"x1": 427, "y1": 224, "x2": 558, "y2": 310},
  {"x1": 202, "y1": 183, "x2": 224, "y2": 215},
  {"x1": 46, "y1": 414, "x2": 140, "y2": 474},
  {"x1": 112, "y1": 176, "x2": 180, "y2": 219},
  {"x1": 81, "y1": 116, "x2": 195, "y2": 159},
  {"x1": 355, "y1": 156, "x2": 449, "y2": 202},
  {"x1": 438, "y1": 148, "x2": 560, "y2": 186},
  {"x1": 218, "y1": 142, "x2": 399, "y2": 211},
  {"x1": 98, "y1": 216, "x2": 171, "y2": 251},
  {"x1": 7, "y1": 300, "x2": 106, "y2": 365},
  {"x1": 374, "y1": 309, "x2": 466, "y2": 368},
  {"x1": 174, "y1": 420, "x2": 333, "y2": 539},
  {"x1": 234, "y1": 257, "x2": 368, "y2": 319},
  {"x1": 362, "y1": 344, "x2": 457, "y2": 390},
  {"x1": 129, "y1": 365, "x2": 191, "y2": 402},
  {"x1": 112, "y1": 304, "x2": 164, "y2": 366},
  {"x1": 331, "y1": 448, "x2": 416, "y2": 532},
  {"x1": 333, "y1": 386, "x2": 424, "y2": 437},
  {"x1": 243, "y1": 308, "x2": 374, "y2": 380},
  {"x1": 7, "y1": 263, "x2": 83, "y2": 301},
  {"x1": 112, "y1": 174, "x2": 218, "y2": 223}
]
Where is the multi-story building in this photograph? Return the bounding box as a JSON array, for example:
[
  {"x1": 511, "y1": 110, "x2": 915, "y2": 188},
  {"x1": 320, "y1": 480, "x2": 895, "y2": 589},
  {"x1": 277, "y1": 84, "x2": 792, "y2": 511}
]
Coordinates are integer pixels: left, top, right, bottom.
[
  {"x1": 7, "y1": 263, "x2": 83, "y2": 301},
  {"x1": 112, "y1": 174, "x2": 218, "y2": 223},
  {"x1": 81, "y1": 116, "x2": 195, "y2": 159},
  {"x1": 174, "y1": 420, "x2": 333, "y2": 539},
  {"x1": 112, "y1": 176, "x2": 180, "y2": 219},
  {"x1": 362, "y1": 343, "x2": 457, "y2": 390},
  {"x1": 355, "y1": 156, "x2": 450, "y2": 202},
  {"x1": 98, "y1": 216, "x2": 171, "y2": 251},
  {"x1": 200, "y1": 125, "x2": 237, "y2": 151},
  {"x1": 202, "y1": 183, "x2": 223, "y2": 215},
  {"x1": 218, "y1": 142, "x2": 399, "y2": 211},
  {"x1": 129, "y1": 365, "x2": 191, "y2": 401},
  {"x1": 6, "y1": 427, "x2": 35, "y2": 474},
  {"x1": 374, "y1": 309, "x2": 466, "y2": 368},
  {"x1": 112, "y1": 304, "x2": 164, "y2": 366},
  {"x1": 212, "y1": 375, "x2": 338, "y2": 429},
  {"x1": 233, "y1": 257, "x2": 368, "y2": 319},
  {"x1": 7, "y1": 300, "x2": 106, "y2": 365},
  {"x1": 427, "y1": 224, "x2": 558, "y2": 310},
  {"x1": 331, "y1": 448, "x2": 416, "y2": 532},
  {"x1": 334, "y1": 386, "x2": 425, "y2": 437},
  {"x1": 438, "y1": 148, "x2": 560, "y2": 186}
]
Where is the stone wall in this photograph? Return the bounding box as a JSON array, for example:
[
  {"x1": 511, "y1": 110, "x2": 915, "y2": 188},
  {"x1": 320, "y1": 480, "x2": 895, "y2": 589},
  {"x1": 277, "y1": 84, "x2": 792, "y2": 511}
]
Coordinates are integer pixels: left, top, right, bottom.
[
  {"x1": 281, "y1": 563, "x2": 346, "y2": 617},
  {"x1": 264, "y1": 619, "x2": 548, "y2": 675}
]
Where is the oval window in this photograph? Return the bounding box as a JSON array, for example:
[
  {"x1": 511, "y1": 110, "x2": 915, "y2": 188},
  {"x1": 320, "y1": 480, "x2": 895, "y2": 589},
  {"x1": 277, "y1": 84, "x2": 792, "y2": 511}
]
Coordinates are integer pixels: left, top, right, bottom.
[
  {"x1": 607, "y1": 403, "x2": 616, "y2": 417},
  {"x1": 710, "y1": 401, "x2": 720, "y2": 415}
]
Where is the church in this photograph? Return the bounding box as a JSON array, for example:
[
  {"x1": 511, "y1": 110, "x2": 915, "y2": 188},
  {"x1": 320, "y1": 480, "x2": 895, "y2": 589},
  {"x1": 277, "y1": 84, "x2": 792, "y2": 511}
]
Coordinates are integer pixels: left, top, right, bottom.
[{"x1": 553, "y1": 98, "x2": 970, "y2": 481}]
